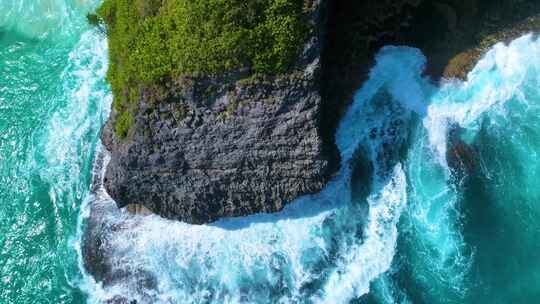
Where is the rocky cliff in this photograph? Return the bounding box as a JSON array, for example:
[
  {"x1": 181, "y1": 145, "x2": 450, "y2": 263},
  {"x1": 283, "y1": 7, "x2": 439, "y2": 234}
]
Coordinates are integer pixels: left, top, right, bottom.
[
  {"x1": 86, "y1": 0, "x2": 540, "y2": 301},
  {"x1": 99, "y1": 0, "x2": 540, "y2": 225},
  {"x1": 100, "y1": 0, "x2": 340, "y2": 224}
]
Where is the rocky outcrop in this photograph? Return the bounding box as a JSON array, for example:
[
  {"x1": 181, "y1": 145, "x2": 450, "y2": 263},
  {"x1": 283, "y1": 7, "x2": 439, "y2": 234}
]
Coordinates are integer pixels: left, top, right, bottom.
[
  {"x1": 100, "y1": 0, "x2": 540, "y2": 225},
  {"x1": 86, "y1": 0, "x2": 540, "y2": 298},
  {"x1": 101, "y1": 0, "x2": 339, "y2": 224}
]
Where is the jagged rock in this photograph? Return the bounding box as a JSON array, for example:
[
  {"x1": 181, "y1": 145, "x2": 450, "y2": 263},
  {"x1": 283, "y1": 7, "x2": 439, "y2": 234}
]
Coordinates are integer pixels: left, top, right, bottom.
[
  {"x1": 99, "y1": 0, "x2": 540, "y2": 224},
  {"x1": 101, "y1": 0, "x2": 339, "y2": 224},
  {"x1": 446, "y1": 124, "x2": 478, "y2": 175}
]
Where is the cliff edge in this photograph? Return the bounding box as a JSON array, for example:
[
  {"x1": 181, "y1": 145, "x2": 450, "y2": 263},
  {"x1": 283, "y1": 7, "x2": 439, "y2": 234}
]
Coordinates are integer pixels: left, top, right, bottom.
[
  {"x1": 97, "y1": 0, "x2": 540, "y2": 225},
  {"x1": 99, "y1": 0, "x2": 340, "y2": 224}
]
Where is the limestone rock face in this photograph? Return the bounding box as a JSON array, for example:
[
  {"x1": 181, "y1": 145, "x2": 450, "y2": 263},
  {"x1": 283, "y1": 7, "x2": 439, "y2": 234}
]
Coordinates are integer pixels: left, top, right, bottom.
[
  {"x1": 100, "y1": 0, "x2": 540, "y2": 224},
  {"x1": 101, "y1": 73, "x2": 337, "y2": 224},
  {"x1": 101, "y1": 0, "x2": 339, "y2": 224}
]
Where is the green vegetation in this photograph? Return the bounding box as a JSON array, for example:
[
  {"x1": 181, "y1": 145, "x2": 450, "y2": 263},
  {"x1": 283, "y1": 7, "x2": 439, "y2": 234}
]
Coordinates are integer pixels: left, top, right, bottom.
[
  {"x1": 86, "y1": 13, "x2": 100, "y2": 27},
  {"x1": 114, "y1": 110, "x2": 134, "y2": 139},
  {"x1": 96, "y1": 0, "x2": 310, "y2": 138}
]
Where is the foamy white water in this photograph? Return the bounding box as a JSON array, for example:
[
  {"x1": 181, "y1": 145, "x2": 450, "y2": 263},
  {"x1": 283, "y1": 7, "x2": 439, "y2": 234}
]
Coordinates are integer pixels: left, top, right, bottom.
[{"x1": 81, "y1": 46, "x2": 425, "y2": 304}]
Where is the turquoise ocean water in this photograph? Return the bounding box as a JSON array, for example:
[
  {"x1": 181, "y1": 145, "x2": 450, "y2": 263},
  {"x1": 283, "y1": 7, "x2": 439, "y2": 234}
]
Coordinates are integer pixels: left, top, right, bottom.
[
  {"x1": 0, "y1": 1, "x2": 108, "y2": 303},
  {"x1": 2, "y1": 1, "x2": 540, "y2": 303}
]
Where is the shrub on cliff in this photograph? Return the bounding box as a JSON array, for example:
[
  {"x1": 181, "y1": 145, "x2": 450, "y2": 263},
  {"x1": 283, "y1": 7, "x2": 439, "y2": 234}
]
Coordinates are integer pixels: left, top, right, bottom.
[{"x1": 96, "y1": 0, "x2": 310, "y2": 138}]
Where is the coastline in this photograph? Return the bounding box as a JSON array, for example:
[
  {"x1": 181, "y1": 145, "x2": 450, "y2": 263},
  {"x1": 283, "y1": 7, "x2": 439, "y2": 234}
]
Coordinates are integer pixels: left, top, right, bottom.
[
  {"x1": 80, "y1": 3, "x2": 540, "y2": 301},
  {"x1": 442, "y1": 14, "x2": 540, "y2": 80}
]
